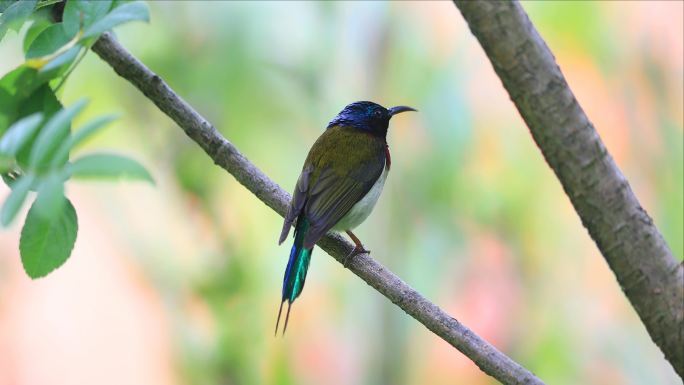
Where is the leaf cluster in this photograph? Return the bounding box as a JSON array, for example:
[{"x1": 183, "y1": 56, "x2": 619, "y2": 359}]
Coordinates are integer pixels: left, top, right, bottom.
[{"x1": 0, "y1": 0, "x2": 151, "y2": 278}]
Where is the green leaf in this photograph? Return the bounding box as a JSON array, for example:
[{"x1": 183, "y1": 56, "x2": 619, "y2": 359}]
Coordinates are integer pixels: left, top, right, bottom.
[
  {"x1": 0, "y1": 1, "x2": 12, "y2": 13},
  {"x1": 33, "y1": 0, "x2": 64, "y2": 10},
  {"x1": 70, "y1": 114, "x2": 119, "y2": 148},
  {"x1": 33, "y1": 172, "x2": 65, "y2": 220},
  {"x1": 69, "y1": 152, "x2": 153, "y2": 183},
  {"x1": 0, "y1": 173, "x2": 34, "y2": 226},
  {"x1": 63, "y1": 0, "x2": 112, "y2": 37},
  {"x1": 20, "y1": 197, "x2": 78, "y2": 279},
  {"x1": 16, "y1": 82, "x2": 61, "y2": 116},
  {"x1": 0, "y1": 87, "x2": 13, "y2": 135},
  {"x1": 0, "y1": 65, "x2": 60, "y2": 118},
  {"x1": 25, "y1": 22, "x2": 73, "y2": 59},
  {"x1": 23, "y1": 17, "x2": 51, "y2": 53},
  {"x1": 40, "y1": 44, "x2": 80, "y2": 74},
  {"x1": 28, "y1": 99, "x2": 87, "y2": 169},
  {"x1": 0, "y1": 155, "x2": 11, "y2": 172},
  {"x1": 0, "y1": 65, "x2": 40, "y2": 99},
  {"x1": 0, "y1": 66, "x2": 54, "y2": 139},
  {"x1": 15, "y1": 84, "x2": 62, "y2": 166},
  {"x1": 0, "y1": 112, "x2": 43, "y2": 157},
  {"x1": 50, "y1": 113, "x2": 118, "y2": 167},
  {"x1": 82, "y1": 0, "x2": 149, "y2": 39},
  {"x1": 0, "y1": 0, "x2": 37, "y2": 41}
]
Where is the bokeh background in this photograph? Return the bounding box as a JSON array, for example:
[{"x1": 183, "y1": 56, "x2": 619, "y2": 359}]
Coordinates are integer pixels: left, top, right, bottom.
[{"x1": 0, "y1": 1, "x2": 682, "y2": 384}]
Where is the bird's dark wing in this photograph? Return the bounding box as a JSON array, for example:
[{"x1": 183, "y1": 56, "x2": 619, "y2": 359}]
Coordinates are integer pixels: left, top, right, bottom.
[
  {"x1": 279, "y1": 125, "x2": 386, "y2": 248},
  {"x1": 279, "y1": 164, "x2": 312, "y2": 245},
  {"x1": 302, "y1": 163, "x2": 382, "y2": 248},
  {"x1": 300, "y1": 127, "x2": 386, "y2": 248}
]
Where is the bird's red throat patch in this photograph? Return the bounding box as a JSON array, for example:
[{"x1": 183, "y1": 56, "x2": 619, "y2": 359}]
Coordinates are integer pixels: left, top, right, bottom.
[{"x1": 385, "y1": 144, "x2": 391, "y2": 171}]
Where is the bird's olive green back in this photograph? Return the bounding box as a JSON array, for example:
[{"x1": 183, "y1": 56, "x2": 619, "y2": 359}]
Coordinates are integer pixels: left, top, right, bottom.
[{"x1": 280, "y1": 125, "x2": 386, "y2": 248}]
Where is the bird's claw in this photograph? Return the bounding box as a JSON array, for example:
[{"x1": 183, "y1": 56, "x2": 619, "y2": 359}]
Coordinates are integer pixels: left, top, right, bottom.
[{"x1": 343, "y1": 246, "x2": 369, "y2": 268}]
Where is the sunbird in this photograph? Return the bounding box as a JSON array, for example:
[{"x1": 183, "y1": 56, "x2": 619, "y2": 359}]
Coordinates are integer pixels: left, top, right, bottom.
[{"x1": 275, "y1": 101, "x2": 416, "y2": 334}]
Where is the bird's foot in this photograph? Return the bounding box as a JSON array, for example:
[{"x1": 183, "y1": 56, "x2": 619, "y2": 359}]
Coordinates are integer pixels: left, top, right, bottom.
[
  {"x1": 344, "y1": 230, "x2": 369, "y2": 267},
  {"x1": 343, "y1": 245, "x2": 369, "y2": 268}
]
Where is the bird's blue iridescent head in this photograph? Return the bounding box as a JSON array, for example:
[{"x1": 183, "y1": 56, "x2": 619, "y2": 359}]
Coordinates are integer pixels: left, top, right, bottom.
[{"x1": 327, "y1": 101, "x2": 416, "y2": 138}]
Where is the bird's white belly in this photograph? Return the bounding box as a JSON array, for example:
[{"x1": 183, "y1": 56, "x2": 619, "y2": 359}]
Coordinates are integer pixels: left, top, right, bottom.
[{"x1": 333, "y1": 166, "x2": 388, "y2": 231}]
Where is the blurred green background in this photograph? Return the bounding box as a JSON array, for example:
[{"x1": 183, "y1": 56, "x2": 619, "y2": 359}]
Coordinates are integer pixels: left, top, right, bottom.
[{"x1": 0, "y1": 1, "x2": 682, "y2": 385}]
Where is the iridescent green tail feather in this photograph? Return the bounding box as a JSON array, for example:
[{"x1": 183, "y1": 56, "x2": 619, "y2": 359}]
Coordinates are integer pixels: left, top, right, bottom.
[{"x1": 275, "y1": 217, "x2": 313, "y2": 335}]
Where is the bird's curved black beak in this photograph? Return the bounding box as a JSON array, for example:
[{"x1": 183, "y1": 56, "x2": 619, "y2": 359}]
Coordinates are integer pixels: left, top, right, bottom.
[{"x1": 388, "y1": 105, "x2": 417, "y2": 117}]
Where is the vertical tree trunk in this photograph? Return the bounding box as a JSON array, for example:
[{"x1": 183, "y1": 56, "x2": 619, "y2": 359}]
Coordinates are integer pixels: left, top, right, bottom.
[{"x1": 453, "y1": 1, "x2": 683, "y2": 378}]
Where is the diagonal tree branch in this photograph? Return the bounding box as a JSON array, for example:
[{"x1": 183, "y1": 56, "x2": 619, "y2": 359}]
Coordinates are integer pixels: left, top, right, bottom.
[
  {"x1": 453, "y1": 0, "x2": 683, "y2": 378},
  {"x1": 92, "y1": 32, "x2": 544, "y2": 385}
]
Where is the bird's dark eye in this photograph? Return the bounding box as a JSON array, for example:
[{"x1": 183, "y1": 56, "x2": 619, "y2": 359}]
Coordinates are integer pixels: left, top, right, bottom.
[{"x1": 373, "y1": 110, "x2": 382, "y2": 118}]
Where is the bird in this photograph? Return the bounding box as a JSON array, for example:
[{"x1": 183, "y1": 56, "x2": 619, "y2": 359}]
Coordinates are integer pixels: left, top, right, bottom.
[{"x1": 275, "y1": 101, "x2": 416, "y2": 335}]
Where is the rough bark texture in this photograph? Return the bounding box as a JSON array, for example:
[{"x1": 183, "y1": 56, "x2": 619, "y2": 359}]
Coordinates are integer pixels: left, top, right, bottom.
[
  {"x1": 92, "y1": 32, "x2": 544, "y2": 385},
  {"x1": 454, "y1": 0, "x2": 683, "y2": 378}
]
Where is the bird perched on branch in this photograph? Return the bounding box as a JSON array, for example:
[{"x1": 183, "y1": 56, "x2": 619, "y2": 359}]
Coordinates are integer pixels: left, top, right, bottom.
[{"x1": 275, "y1": 101, "x2": 416, "y2": 334}]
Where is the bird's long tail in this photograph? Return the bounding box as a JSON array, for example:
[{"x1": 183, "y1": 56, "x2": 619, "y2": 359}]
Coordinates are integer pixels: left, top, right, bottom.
[{"x1": 275, "y1": 216, "x2": 313, "y2": 335}]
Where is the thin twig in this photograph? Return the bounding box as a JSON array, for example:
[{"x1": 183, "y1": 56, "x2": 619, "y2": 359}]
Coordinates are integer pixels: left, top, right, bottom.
[
  {"x1": 53, "y1": 45, "x2": 87, "y2": 93},
  {"x1": 92, "y1": 32, "x2": 545, "y2": 385}
]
